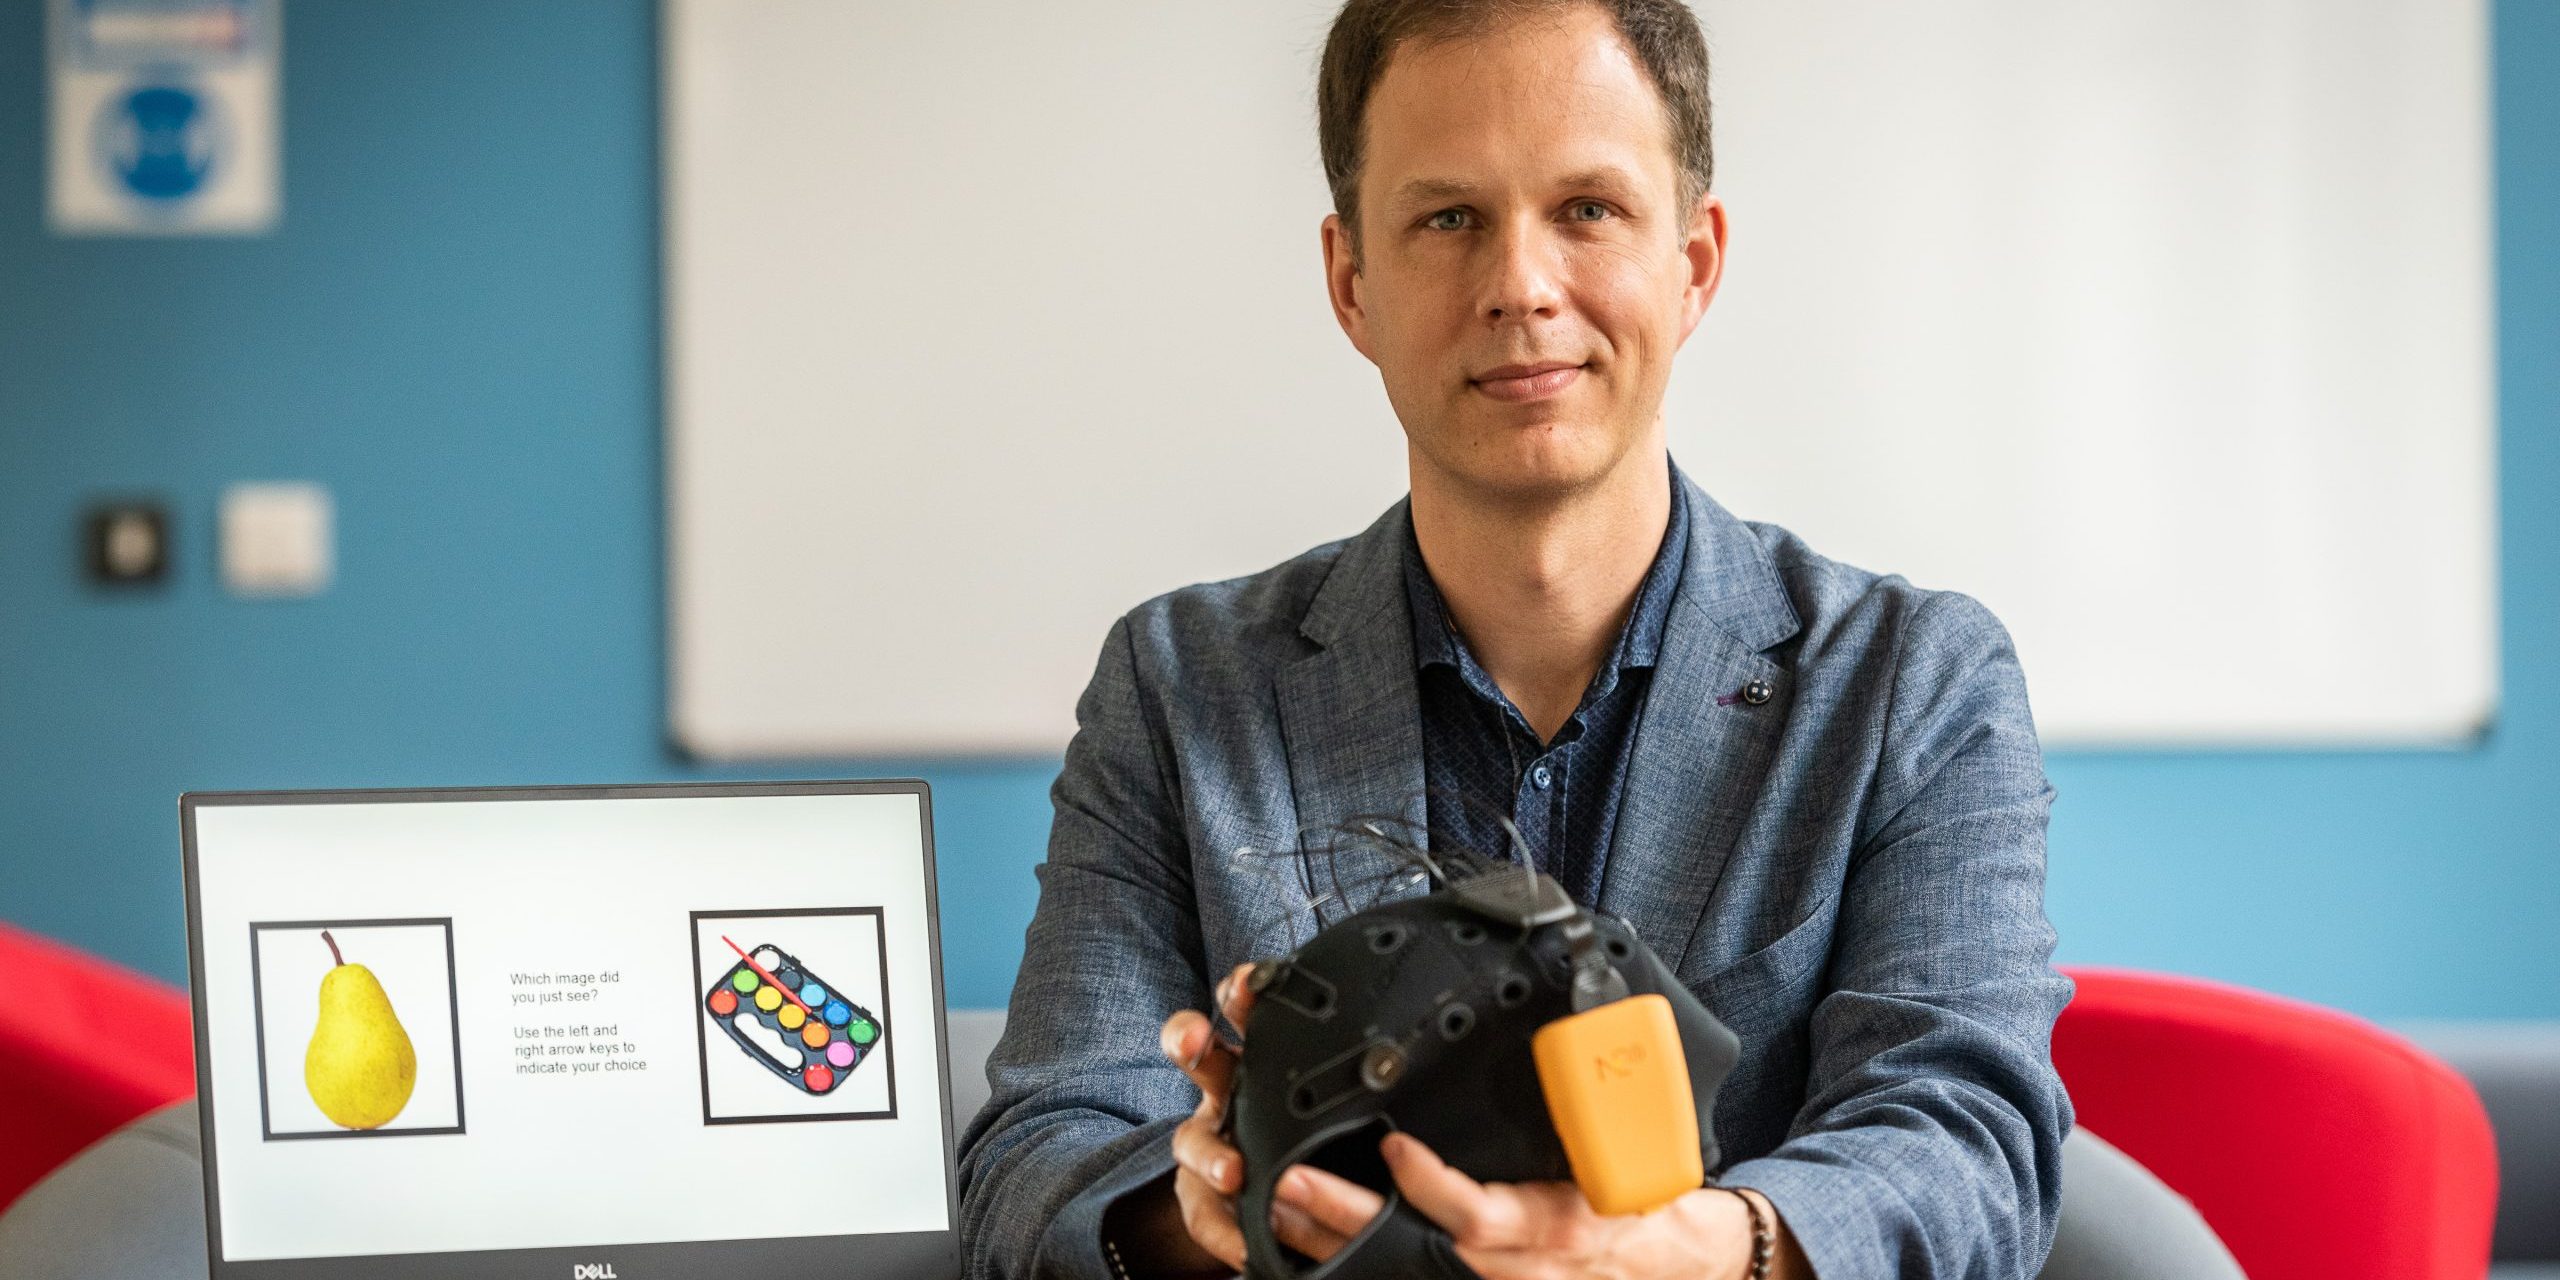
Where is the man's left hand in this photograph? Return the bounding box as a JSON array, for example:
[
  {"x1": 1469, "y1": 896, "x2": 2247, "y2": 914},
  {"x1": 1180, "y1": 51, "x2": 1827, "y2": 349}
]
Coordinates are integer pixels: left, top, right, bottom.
[{"x1": 1275, "y1": 1131, "x2": 1804, "y2": 1280}]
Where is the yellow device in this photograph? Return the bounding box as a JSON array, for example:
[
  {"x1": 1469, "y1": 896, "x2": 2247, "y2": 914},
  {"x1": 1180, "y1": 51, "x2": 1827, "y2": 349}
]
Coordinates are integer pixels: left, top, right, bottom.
[{"x1": 1531, "y1": 992, "x2": 1704, "y2": 1216}]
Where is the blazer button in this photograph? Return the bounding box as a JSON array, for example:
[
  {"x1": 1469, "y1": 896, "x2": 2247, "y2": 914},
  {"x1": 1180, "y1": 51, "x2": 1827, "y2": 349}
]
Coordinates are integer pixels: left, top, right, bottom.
[{"x1": 1740, "y1": 679, "x2": 1774, "y2": 706}]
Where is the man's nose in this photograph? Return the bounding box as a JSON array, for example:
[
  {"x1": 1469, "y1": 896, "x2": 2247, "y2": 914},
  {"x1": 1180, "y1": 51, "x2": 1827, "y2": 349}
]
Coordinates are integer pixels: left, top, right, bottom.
[{"x1": 1480, "y1": 220, "x2": 1564, "y2": 324}]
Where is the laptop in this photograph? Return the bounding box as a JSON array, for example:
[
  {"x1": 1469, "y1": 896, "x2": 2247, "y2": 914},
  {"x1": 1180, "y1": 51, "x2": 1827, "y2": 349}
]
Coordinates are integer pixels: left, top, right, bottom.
[{"x1": 179, "y1": 780, "x2": 959, "y2": 1278}]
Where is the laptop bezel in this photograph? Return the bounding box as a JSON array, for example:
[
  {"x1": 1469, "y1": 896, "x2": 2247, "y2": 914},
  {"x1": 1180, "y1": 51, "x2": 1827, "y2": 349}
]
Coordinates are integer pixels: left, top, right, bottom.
[{"x1": 179, "y1": 779, "x2": 958, "y2": 1279}]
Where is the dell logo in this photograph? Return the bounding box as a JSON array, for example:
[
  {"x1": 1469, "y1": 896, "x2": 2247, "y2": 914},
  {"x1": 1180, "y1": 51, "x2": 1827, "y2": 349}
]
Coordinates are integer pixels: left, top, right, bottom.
[{"x1": 571, "y1": 1266, "x2": 618, "y2": 1279}]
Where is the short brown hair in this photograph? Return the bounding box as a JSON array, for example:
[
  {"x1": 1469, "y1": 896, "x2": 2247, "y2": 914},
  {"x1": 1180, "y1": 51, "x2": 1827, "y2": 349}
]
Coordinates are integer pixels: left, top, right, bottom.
[{"x1": 1317, "y1": 0, "x2": 1714, "y2": 238}]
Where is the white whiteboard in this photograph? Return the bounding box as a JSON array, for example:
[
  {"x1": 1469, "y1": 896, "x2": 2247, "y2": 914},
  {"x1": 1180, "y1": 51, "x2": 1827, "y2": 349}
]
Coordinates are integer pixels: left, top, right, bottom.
[{"x1": 665, "y1": 0, "x2": 2495, "y2": 756}]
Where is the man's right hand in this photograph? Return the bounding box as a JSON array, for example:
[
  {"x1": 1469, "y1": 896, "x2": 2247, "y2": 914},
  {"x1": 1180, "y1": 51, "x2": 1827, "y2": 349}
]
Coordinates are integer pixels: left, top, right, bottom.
[{"x1": 1118, "y1": 962, "x2": 1359, "y2": 1275}]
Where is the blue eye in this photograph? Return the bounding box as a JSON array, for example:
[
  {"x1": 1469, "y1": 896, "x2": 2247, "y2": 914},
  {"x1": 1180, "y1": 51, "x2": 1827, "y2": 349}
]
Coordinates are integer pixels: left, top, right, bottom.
[
  {"x1": 1427, "y1": 209, "x2": 1468, "y2": 231},
  {"x1": 1569, "y1": 201, "x2": 1610, "y2": 222}
]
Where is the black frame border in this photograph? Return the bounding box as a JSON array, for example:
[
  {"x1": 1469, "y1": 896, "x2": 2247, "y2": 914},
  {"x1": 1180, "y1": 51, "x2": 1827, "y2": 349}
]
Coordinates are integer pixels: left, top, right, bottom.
[
  {"x1": 247, "y1": 916, "x2": 466, "y2": 1141},
  {"x1": 688, "y1": 905, "x2": 899, "y2": 1125}
]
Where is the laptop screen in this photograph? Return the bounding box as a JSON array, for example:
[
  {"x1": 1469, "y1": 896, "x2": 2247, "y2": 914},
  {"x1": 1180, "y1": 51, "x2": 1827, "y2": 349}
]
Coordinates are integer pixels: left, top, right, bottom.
[{"x1": 180, "y1": 781, "x2": 956, "y2": 1278}]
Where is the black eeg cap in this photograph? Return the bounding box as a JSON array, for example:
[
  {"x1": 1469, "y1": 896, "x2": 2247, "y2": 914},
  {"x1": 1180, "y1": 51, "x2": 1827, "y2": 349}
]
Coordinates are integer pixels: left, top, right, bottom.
[{"x1": 1228, "y1": 858, "x2": 1741, "y2": 1280}]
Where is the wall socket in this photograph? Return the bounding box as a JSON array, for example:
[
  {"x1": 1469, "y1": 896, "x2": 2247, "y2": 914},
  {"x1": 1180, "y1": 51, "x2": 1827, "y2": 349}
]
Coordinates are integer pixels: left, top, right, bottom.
[{"x1": 83, "y1": 500, "x2": 171, "y2": 585}]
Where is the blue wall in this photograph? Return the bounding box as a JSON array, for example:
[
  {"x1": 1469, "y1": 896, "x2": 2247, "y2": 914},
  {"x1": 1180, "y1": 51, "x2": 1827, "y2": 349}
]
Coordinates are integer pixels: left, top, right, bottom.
[{"x1": 2, "y1": 3, "x2": 2552, "y2": 1019}]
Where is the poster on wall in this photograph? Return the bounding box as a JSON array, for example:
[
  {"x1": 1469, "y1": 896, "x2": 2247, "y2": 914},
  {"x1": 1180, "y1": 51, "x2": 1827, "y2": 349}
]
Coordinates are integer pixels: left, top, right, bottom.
[{"x1": 46, "y1": 0, "x2": 281, "y2": 236}]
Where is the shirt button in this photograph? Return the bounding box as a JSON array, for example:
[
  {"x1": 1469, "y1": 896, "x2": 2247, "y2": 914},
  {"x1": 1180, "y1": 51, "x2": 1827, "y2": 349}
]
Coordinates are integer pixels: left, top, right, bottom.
[
  {"x1": 1530, "y1": 765, "x2": 1554, "y2": 790},
  {"x1": 1741, "y1": 679, "x2": 1774, "y2": 706}
]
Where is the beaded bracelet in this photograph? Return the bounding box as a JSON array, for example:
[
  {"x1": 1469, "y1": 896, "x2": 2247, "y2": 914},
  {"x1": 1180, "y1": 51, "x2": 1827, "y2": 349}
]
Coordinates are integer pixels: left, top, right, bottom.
[{"x1": 1729, "y1": 1187, "x2": 1774, "y2": 1280}]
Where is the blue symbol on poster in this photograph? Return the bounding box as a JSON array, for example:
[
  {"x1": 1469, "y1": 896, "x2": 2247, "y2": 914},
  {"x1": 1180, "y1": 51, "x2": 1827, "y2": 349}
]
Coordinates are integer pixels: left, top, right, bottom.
[{"x1": 97, "y1": 81, "x2": 223, "y2": 202}]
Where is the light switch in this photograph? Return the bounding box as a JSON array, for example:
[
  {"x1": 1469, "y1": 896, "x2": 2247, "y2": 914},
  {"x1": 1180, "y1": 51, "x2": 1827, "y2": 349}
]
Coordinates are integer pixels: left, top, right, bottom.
[{"x1": 220, "y1": 482, "x2": 333, "y2": 597}]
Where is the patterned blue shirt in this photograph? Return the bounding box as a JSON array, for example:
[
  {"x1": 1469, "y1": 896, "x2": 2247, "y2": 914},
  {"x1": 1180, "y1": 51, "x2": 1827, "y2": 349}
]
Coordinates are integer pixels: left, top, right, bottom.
[{"x1": 1402, "y1": 465, "x2": 1690, "y2": 906}]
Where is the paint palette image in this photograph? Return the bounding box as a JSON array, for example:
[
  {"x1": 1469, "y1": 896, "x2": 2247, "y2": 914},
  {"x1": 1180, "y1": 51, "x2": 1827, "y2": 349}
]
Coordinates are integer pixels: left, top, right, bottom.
[{"x1": 704, "y1": 938, "x2": 884, "y2": 1096}]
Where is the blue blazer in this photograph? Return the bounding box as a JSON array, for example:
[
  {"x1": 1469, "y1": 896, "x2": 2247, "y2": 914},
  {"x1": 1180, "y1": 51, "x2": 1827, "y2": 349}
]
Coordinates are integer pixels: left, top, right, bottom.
[{"x1": 958, "y1": 475, "x2": 2074, "y2": 1279}]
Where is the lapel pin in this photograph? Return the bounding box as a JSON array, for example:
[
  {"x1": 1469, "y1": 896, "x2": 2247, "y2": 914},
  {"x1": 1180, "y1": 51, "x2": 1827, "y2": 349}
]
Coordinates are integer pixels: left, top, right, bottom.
[{"x1": 1719, "y1": 680, "x2": 1776, "y2": 708}]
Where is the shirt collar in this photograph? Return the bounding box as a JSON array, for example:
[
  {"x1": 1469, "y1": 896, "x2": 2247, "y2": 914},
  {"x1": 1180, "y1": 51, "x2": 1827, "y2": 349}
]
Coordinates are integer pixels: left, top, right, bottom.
[{"x1": 1403, "y1": 461, "x2": 1692, "y2": 682}]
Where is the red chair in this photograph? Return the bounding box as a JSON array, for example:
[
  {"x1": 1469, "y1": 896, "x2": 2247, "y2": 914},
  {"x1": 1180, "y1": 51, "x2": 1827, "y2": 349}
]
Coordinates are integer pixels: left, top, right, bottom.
[
  {"x1": 2054, "y1": 966, "x2": 2497, "y2": 1280},
  {"x1": 0, "y1": 922, "x2": 197, "y2": 1212}
]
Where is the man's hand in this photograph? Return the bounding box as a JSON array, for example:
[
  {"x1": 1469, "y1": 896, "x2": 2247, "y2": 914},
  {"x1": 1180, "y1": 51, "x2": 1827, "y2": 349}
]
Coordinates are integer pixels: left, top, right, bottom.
[
  {"x1": 1273, "y1": 1132, "x2": 1813, "y2": 1280},
  {"x1": 1137, "y1": 966, "x2": 1809, "y2": 1280},
  {"x1": 1122, "y1": 963, "x2": 1377, "y2": 1274}
]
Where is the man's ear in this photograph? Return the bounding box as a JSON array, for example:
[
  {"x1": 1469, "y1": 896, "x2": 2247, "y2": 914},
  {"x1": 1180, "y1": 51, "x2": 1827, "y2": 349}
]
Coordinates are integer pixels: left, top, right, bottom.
[
  {"x1": 1321, "y1": 213, "x2": 1378, "y2": 364},
  {"x1": 1675, "y1": 192, "x2": 1728, "y2": 344}
]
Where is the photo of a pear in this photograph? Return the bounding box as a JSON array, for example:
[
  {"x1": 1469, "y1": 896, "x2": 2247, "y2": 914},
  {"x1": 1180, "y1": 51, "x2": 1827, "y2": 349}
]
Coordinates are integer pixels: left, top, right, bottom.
[{"x1": 304, "y1": 930, "x2": 417, "y2": 1130}]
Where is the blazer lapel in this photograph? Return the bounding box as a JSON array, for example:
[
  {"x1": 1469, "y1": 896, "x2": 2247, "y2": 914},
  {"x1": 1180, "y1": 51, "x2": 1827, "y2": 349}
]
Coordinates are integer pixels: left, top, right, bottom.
[
  {"x1": 1274, "y1": 501, "x2": 1431, "y2": 923},
  {"x1": 1598, "y1": 479, "x2": 1802, "y2": 974}
]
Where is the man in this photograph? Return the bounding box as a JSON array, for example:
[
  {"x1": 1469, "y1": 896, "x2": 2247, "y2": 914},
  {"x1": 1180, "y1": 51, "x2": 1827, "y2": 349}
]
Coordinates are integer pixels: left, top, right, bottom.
[{"x1": 958, "y1": 2, "x2": 2218, "y2": 1279}]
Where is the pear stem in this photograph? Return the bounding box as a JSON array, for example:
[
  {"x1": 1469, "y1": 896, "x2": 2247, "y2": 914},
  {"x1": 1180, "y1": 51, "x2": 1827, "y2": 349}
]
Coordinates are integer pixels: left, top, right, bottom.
[{"x1": 322, "y1": 930, "x2": 344, "y2": 967}]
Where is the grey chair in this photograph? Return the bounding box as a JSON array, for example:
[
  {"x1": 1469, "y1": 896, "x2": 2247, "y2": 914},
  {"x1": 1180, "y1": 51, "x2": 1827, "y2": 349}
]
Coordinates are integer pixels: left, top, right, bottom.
[{"x1": 2403, "y1": 1022, "x2": 2560, "y2": 1280}]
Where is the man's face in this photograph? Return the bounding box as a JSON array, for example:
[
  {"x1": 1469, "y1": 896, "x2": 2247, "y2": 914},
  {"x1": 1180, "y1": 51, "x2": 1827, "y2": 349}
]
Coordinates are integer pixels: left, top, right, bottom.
[{"x1": 1323, "y1": 4, "x2": 1726, "y2": 504}]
